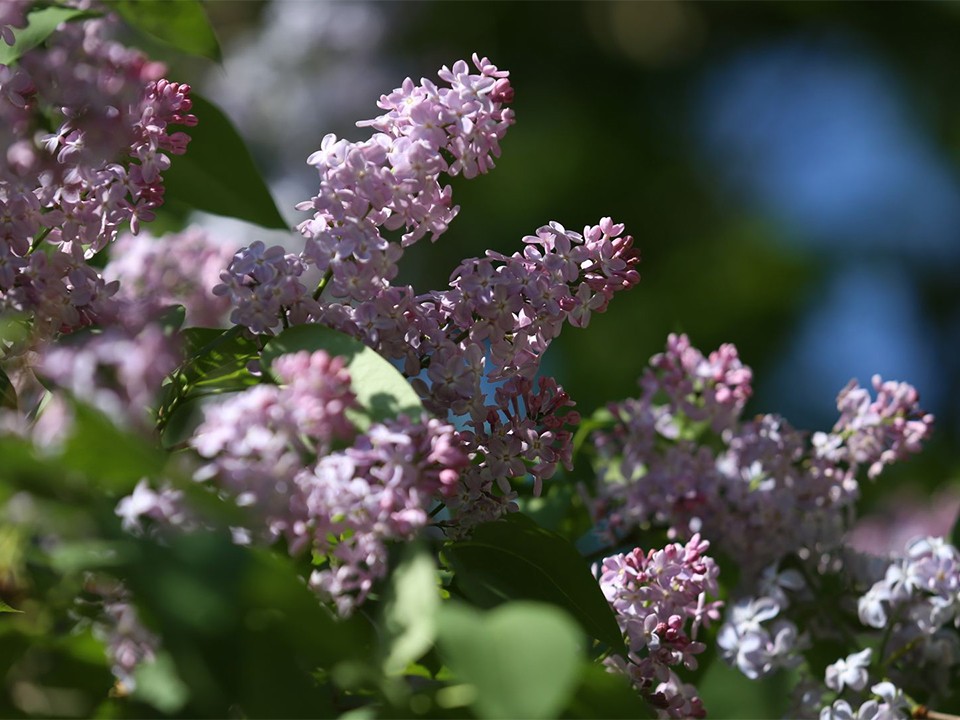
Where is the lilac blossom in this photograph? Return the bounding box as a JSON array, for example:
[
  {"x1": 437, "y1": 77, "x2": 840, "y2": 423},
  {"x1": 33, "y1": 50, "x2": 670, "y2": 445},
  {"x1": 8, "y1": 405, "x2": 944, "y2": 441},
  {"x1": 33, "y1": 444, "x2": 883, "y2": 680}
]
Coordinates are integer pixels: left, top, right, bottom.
[
  {"x1": 825, "y1": 649, "x2": 872, "y2": 693},
  {"x1": 591, "y1": 334, "x2": 933, "y2": 578},
  {"x1": 189, "y1": 350, "x2": 468, "y2": 614},
  {"x1": 0, "y1": 13, "x2": 195, "y2": 337},
  {"x1": 597, "y1": 534, "x2": 722, "y2": 718},
  {"x1": 104, "y1": 227, "x2": 239, "y2": 327},
  {"x1": 0, "y1": 1, "x2": 28, "y2": 46}
]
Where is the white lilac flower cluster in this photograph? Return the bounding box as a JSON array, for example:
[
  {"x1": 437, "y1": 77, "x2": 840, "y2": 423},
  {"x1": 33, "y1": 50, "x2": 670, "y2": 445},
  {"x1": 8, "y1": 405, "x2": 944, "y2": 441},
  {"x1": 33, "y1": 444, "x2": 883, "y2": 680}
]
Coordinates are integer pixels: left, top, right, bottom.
[
  {"x1": 591, "y1": 332, "x2": 934, "y2": 579},
  {"x1": 0, "y1": 11, "x2": 195, "y2": 338},
  {"x1": 598, "y1": 534, "x2": 722, "y2": 719},
  {"x1": 189, "y1": 349, "x2": 469, "y2": 614}
]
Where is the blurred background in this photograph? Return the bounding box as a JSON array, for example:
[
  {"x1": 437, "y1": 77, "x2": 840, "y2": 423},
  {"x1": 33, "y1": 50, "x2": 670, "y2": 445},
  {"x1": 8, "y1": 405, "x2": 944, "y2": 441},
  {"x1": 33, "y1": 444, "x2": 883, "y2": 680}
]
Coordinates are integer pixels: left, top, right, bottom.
[{"x1": 170, "y1": 1, "x2": 960, "y2": 536}]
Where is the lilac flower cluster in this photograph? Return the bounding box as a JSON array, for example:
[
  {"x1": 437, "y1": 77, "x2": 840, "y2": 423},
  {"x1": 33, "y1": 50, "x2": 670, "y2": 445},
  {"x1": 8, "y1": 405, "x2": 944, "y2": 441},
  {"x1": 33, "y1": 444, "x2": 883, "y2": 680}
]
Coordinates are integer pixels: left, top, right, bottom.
[
  {"x1": 0, "y1": 13, "x2": 195, "y2": 336},
  {"x1": 104, "y1": 228, "x2": 239, "y2": 327},
  {"x1": 215, "y1": 53, "x2": 515, "y2": 332},
  {"x1": 590, "y1": 333, "x2": 934, "y2": 579},
  {"x1": 189, "y1": 349, "x2": 469, "y2": 613},
  {"x1": 598, "y1": 534, "x2": 722, "y2": 719},
  {"x1": 39, "y1": 321, "x2": 179, "y2": 429},
  {"x1": 717, "y1": 566, "x2": 807, "y2": 681},
  {"x1": 212, "y1": 55, "x2": 640, "y2": 535}
]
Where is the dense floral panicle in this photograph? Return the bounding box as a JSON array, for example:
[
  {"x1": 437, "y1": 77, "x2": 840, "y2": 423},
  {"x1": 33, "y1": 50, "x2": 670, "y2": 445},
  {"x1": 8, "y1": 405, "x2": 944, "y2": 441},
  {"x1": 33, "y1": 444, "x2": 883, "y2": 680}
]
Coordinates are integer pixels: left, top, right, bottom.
[
  {"x1": 104, "y1": 227, "x2": 239, "y2": 326},
  {"x1": 598, "y1": 535, "x2": 721, "y2": 719},
  {"x1": 816, "y1": 374, "x2": 934, "y2": 479},
  {"x1": 213, "y1": 241, "x2": 320, "y2": 333},
  {"x1": 300, "y1": 414, "x2": 469, "y2": 613},
  {"x1": 283, "y1": 53, "x2": 515, "y2": 315},
  {"x1": 591, "y1": 335, "x2": 934, "y2": 579},
  {"x1": 189, "y1": 350, "x2": 468, "y2": 613},
  {"x1": 0, "y1": 14, "x2": 195, "y2": 336}
]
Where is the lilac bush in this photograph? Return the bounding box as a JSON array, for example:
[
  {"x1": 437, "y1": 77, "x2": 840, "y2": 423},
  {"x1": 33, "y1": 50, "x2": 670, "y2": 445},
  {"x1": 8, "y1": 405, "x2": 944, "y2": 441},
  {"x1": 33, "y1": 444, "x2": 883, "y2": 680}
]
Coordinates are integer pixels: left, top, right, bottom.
[{"x1": 0, "y1": 4, "x2": 958, "y2": 719}]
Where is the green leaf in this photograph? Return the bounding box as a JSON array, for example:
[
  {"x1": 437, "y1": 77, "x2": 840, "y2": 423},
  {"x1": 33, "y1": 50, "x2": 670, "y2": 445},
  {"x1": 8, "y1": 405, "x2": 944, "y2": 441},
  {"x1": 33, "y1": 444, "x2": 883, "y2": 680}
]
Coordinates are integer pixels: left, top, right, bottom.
[
  {"x1": 562, "y1": 662, "x2": 655, "y2": 719},
  {"x1": 131, "y1": 652, "x2": 190, "y2": 714},
  {"x1": 382, "y1": 543, "x2": 439, "y2": 675},
  {"x1": 163, "y1": 94, "x2": 287, "y2": 230},
  {"x1": 62, "y1": 403, "x2": 167, "y2": 490},
  {"x1": 444, "y1": 513, "x2": 625, "y2": 653},
  {"x1": 109, "y1": 0, "x2": 221, "y2": 62},
  {"x1": 0, "y1": 599, "x2": 22, "y2": 613},
  {"x1": 262, "y1": 324, "x2": 424, "y2": 429},
  {"x1": 0, "y1": 5, "x2": 98, "y2": 66},
  {"x1": 158, "y1": 326, "x2": 260, "y2": 440},
  {"x1": 437, "y1": 601, "x2": 583, "y2": 719},
  {"x1": 119, "y1": 531, "x2": 375, "y2": 717},
  {"x1": 0, "y1": 366, "x2": 16, "y2": 410}
]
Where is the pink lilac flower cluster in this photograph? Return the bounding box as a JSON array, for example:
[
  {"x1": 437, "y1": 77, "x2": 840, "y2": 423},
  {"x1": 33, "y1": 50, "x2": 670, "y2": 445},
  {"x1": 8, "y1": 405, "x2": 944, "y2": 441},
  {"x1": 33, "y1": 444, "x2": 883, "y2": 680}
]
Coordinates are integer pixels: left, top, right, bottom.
[
  {"x1": 104, "y1": 228, "x2": 239, "y2": 327},
  {"x1": 0, "y1": 13, "x2": 195, "y2": 337},
  {"x1": 214, "y1": 240, "x2": 321, "y2": 333},
  {"x1": 216, "y1": 54, "x2": 515, "y2": 334},
  {"x1": 598, "y1": 534, "x2": 722, "y2": 719},
  {"x1": 39, "y1": 321, "x2": 180, "y2": 429},
  {"x1": 189, "y1": 349, "x2": 469, "y2": 614},
  {"x1": 213, "y1": 56, "x2": 640, "y2": 535},
  {"x1": 591, "y1": 333, "x2": 934, "y2": 579}
]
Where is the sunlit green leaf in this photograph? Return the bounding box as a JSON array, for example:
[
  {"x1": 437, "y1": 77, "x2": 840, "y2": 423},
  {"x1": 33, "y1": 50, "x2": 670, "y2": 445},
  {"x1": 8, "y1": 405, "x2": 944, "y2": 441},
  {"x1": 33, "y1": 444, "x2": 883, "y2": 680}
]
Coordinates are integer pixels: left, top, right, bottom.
[
  {"x1": 262, "y1": 324, "x2": 424, "y2": 429},
  {"x1": 163, "y1": 94, "x2": 287, "y2": 230},
  {"x1": 109, "y1": 0, "x2": 221, "y2": 62},
  {"x1": 444, "y1": 513, "x2": 625, "y2": 653},
  {"x1": 437, "y1": 601, "x2": 582, "y2": 719},
  {"x1": 382, "y1": 542, "x2": 439, "y2": 675}
]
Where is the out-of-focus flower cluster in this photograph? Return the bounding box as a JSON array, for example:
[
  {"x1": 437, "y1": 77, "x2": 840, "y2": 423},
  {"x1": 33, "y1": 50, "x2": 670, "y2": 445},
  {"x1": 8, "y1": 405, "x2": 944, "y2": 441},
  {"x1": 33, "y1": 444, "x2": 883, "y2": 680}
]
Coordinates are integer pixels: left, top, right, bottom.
[
  {"x1": 0, "y1": 11, "x2": 195, "y2": 337},
  {"x1": 598, "y1": 534, "x2": 722, "y2": 719},
  {"x1": 591, "y1": 333, "x2": 934, "y2": 579},
  {"x1": 186, "y1": 349, "x2": 469, "y2": 614},
  {"x1": 104, "y1": 228, "x2": 239, "y2": 327}
]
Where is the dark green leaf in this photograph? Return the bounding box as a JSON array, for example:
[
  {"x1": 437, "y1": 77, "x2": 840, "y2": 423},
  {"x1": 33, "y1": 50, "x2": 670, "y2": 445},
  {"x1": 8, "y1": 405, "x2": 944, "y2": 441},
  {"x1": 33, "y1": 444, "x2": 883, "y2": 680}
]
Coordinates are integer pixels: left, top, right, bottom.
[
  {"x1": 437, "y1": 601, "x2": 583, "y2": 719},
  {"x1": 109, "y1": 0, "x2": 221, "y2": 62},
  {"x1": 61, "y1": 403, "x2": 167, "y2": 492},
  {"x1": 0, "y1": 5, "x2": 98, "y2": 66},
  {"x1": 0, "y1": 599, "x2": 22, "y2": 613},
  {"x1": 444, "y1": 513, "x2": 625, "y2": 653},
  {"x1": 0, "y1": 366, "x2": 16, "y2": 410},
  {"x1": 562, "y1": 661, "x2": 655, "y2": 719},
  {"x1": 162, "y1": 94, "x2": 288, "y2": 230},
  {"x1": 263, "y1": 324, "x2": 424, "y2": 429},
  {"x1": 158, "y1": 326, "x2": 260, "y2": 439},
  {"x1": 119, "y1": 531, "x2": 375, "y2": 717}
]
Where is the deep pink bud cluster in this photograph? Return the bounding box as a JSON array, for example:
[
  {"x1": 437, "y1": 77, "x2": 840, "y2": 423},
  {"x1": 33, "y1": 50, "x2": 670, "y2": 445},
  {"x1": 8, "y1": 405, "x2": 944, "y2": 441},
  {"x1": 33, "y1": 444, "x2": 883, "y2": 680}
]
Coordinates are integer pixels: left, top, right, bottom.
[
  {"x1": 189, "y1": 350, "x2": 469, "y2": 613},
  {"x1": 0, "y1": 15, "x2": 195, "y2": 336},
  {"x1": 104, "y1": 228, "x2": 239, "y2": 327},
  {"x1": 598, "y1": 534, "x2": 722, "y2": 719},
  {"x1": 591, "y1": 335, "x2": 933, "y2": 579}
]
